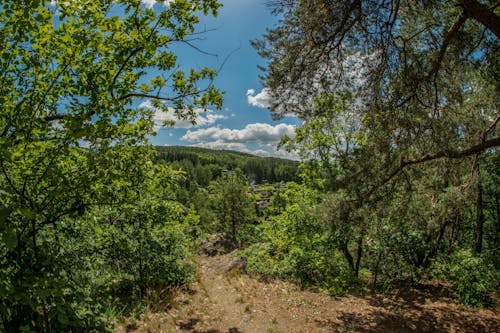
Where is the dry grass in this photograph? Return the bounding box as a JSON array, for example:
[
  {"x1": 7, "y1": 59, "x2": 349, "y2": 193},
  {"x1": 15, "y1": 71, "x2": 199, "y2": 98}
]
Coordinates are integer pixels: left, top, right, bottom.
[{"x1": 116, "y1": 253, "x2": 500, "y2": 333}]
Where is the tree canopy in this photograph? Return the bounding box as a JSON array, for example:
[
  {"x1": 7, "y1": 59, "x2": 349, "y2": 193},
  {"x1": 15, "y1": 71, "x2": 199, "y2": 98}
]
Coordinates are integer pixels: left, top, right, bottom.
[
  {"x1": 242, "y1": 0, "x2": 500, "y2": 305},
  {"x1": 257, "y1": 0, "x2": 498, "y2": 251},
  {"x1": 0, "y1": 1, "x2": 222, "y2": 331},
  {"x1": 257, "y1": 0, "x2": 499, "y2": 160}
]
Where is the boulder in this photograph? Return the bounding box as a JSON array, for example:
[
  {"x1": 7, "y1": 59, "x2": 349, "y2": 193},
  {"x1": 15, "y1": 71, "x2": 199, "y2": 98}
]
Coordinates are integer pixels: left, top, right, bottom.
[
  {"x1": 225, "y1": 256, "x2": 247, "y2": 274},
  {"x1": 200, "y1": 233, "x2": 236, "y2": 256}
]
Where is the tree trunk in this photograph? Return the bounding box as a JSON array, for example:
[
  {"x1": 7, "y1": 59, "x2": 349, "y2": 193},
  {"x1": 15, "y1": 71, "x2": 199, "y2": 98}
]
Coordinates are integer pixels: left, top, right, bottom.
[
  {"x1": 340, "y1": 239, "x2": 355, "y2": 273},
  {"x1": 459, "y1": 0, "x2": 500, "y2": 38},
  {"x1": 354, "y1": 235, "x2": 363, "y2": 277},
  {"x1": 449, "y1": 213, "x2": 461, "y2": 253},
  {"x1": 475, "y1": 159, "x2": 484, "y2": 254},
  {"x1": 495, "y1": 193, "x2": 500, "y2": 246},
  {"x1": 372, "y1": 251, "x2": 382, "y2": 288}
]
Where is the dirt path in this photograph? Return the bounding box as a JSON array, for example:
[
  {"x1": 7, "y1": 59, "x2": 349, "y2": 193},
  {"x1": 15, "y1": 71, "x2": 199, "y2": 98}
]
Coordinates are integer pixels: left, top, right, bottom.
[{"x1": 118, "y1": 253, "x2": 499, "y2": 333}]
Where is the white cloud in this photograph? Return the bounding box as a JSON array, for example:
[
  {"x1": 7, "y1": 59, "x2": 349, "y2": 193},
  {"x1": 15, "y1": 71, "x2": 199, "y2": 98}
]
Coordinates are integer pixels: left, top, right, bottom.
[
  {"x1": 246, "y1": 88, "x2": 272, "y2": 109},
  {"x1": 181, "y1": 123, "x2": 298, "y2": 160},
  {"x1": 139, "y1": 100, "x2": 226, "y2": 131},
  {"x1": 188, "y1": 141, "x2": 299, "y2": 160},
  {"x1": 141, "y1": 0, "x2": 156, "y2": 8},
  {"x1": 141, "y1": 0, "x2": 173, "y2": 9},
  {"x1": 272, "y1": 149, "x2": 300, "y2": 161},
  {"x1": 181, "y1": 123, "x2": 296, "y2": 145},
  {"x1": 192, "y1": 141, "x2": 264, "y2": 156},
  {"x1": 50, "y1": 0, "x2": 173, "y2": 9},
  {"x1": 247, "y1": 88, "x2": 298, "y2": 118},
  {"x1": 190, "y1": 141, "x2": 247, "y2": 151},
  {"x1": 192, "y1": 141, "x2": 268, "y2": 156}
]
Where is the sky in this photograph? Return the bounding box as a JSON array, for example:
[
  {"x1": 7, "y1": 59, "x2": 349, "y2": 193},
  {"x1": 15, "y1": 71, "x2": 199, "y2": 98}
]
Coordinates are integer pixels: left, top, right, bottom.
[{"x1": 141, "y1": 0, "x2": 300, "y2": 159}]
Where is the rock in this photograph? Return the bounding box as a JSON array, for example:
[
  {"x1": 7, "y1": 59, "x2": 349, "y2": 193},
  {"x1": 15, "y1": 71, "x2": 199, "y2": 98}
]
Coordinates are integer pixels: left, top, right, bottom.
[
  {"x1": 200, "y1": 233, "x2": 237, "y2": 256},
  {"x1": 225, "y1": 256, "x2": 247, "y2": 274}
]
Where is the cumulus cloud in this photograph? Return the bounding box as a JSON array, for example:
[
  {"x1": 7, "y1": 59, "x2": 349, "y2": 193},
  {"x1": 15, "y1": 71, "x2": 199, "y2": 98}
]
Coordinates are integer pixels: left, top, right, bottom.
[
  {"x1": 273, "y1": 149, "x2": 300, "y2": 161},
  {"x1": 188, "y1": 141, "x2": 299, "y2": 160},
  {"x1": 141, "y1": 0, "x2": 155, "y2": 8},
  {"x1": 247, "y1": 88, "x2": 298, "y2": 118},
  {"x1": 141, "y1": 0, "x2": 173, "y2": 9},
  {"x1": 181, "y1": 123, "x2": 296, "y2": 145},
  {"x1": 246, "y1": 88, "x2": 272, "y2": 109},
  {"x1": 180, "y1": 123, "x2": 299, "y2": 159},
  {"x1": 50, "y1": 0, "x2": 173, "y2": 10},
  {"x1": 189, "y1": 141, "x2": 247, "y2": 151},
  {"x1": 139, "y1": 100, "x2": 226, "y2": 131}
]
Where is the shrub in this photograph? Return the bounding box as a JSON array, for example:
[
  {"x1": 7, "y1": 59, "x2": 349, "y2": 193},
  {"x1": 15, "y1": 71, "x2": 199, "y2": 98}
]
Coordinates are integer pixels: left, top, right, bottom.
[{"x1": 431, "y1": 249, "x2": 498, "y2": 307}]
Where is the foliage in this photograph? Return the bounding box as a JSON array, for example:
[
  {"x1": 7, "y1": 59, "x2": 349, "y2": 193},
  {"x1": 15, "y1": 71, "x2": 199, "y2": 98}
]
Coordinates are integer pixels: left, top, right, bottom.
[
  {"x1": 155, "y1": 145, "x2": 300, "y2": 190},
  {"x1": 243, "y1": 184, "x2": 359, "y2": 296},
  {"x1": 0, "y1": 0, "x2": 222, "y2": 331},
  {"x1": 244, "y1": 205, "x2": 328, "y2": 285},
  {"x1": 94, "y1": 165, "x2": 195, "y2": 294},
  {"x1": 206, "y1": 170, "x2": 257, "y2": 245},
  {"x1": 250, "y1": 0, "x2": 499, "y2": 306},
  {"x1": 431, "y1": 249, "x2": 498, "y2": 307}
]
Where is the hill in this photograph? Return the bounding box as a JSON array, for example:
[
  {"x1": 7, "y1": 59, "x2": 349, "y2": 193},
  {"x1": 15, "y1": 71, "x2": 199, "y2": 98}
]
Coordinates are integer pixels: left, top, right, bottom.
[{"x1": 154, "y1": 146, "x2": 300, "y2": 185}]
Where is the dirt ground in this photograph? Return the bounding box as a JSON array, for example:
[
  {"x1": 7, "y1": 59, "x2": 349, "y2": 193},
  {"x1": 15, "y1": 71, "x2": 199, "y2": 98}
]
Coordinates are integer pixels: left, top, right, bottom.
[{"x1": 117, "y1": 253, "x2": 500, "y2": 333}]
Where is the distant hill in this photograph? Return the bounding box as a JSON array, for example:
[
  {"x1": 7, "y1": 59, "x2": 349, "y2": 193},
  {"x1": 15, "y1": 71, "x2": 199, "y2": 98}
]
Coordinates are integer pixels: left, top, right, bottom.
[{"x1": 154, "y1": 146, "x2": 300, "y2": 185}]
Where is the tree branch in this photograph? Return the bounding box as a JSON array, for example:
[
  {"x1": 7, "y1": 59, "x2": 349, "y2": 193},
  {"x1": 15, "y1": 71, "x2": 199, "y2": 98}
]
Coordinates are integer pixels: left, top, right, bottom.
[
  {"x1": 118, "y1": 91, "x2": 190, "y2": 102},
  {"x1": 458, "y1": 0, "x2": 500, "y2": 38},
  {"x1": 481, "y1": 115, "x2": 500, "y2": 143},
  {"x1": 110, "y1": 46, "x2": 144, "y2": 99},
  {"x1": 428, "y1": 12, "x2": 467, "y2": 79},
  {"x1": 364, "y1": 136, "x2": 500, "y2": 201}
]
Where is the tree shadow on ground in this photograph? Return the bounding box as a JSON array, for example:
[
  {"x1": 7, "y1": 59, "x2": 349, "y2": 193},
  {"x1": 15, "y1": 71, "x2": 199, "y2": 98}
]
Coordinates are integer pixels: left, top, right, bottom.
[
  {"x1": 315, "y1": 286, "x2": 499, "y2": 333},
  {"x1": 125, "y1": 322, "x2": 138, "y2": 332},
  {"x1": 178, "y1": 318, "x2": 243, "y2": 333},
  {"x1": 317, "y1": 308, "x2": 497, "y2": 333},
  {"x1": 179, "y1": 318, "x2": 199, "y2": 330},
  {"x1": 191, "y1": 328, "x2": 243, "y2": 333}
]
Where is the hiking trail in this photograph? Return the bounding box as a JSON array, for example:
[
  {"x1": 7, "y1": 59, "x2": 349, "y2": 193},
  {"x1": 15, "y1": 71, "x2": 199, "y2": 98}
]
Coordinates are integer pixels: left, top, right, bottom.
[{"x1": 117, "y1": 253, "x2": 499, "y2": 333}]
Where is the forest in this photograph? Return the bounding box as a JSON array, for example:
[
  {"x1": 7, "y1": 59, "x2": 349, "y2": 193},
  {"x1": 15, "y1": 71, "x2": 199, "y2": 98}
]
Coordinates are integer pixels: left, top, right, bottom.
[
  {"x1": 0, "y1": 0, "x2": 498, "y2": 332},
  {"x1": 155, "y1": 145, "x2": 300, "y2": 185}
]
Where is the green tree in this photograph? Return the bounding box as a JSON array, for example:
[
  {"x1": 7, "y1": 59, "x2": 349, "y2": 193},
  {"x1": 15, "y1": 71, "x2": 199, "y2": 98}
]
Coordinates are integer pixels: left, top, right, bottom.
[
  {"x1": 0, "y1": 0, "x2": 222, "y2": 331},
  {"x1": 255, "y1": 0, "x2": 499, "y2": 300},
  {"x1": 210, "y1": 170, "x2": 256, "y2": 245},
  {"x1": 256, "y1": 0, "x2": 498, "y2": 201}
]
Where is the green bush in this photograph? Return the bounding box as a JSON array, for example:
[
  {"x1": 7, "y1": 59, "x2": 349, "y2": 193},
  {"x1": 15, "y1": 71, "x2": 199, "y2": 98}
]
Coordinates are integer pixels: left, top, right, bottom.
[
  {"x1": 431, "y1": 249, "x2": 498, "y2": 307},
  {"x1": 242, "y1": 202, "x2": 358, "y2": 296}
]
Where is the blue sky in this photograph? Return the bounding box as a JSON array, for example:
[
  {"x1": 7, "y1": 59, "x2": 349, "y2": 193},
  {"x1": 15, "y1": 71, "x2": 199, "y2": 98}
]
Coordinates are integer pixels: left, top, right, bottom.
[{"x1": 142, "y1": 0, "x2": 299, "y2": 159}]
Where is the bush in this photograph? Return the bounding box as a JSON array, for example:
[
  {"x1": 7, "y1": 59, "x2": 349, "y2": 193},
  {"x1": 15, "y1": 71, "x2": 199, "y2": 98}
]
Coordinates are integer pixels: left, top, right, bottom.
[
  {"x1": 242, "y1": 203, "x2": 359, "y2": 296},
  {"x1": 431, "y1": 249, "x2": 498, "y2": 307}
]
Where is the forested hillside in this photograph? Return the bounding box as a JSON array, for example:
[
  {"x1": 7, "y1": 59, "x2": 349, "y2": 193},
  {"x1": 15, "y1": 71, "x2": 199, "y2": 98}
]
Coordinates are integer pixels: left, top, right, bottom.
[
  {"x1": 0, "y1": 1, "x2": 498, "y2": 332},
  {"x1": 155, "y1": 146, "x2": 300, "y2": 185}
]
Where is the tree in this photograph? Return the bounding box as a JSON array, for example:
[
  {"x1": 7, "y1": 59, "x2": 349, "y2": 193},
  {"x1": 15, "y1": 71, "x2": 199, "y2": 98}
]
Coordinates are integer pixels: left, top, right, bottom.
[
  {"x1": 257, "y1": 0, "x2": 498, "y2": 254},
  {"x1": 253, "y1": 1, "x2": 499, "y2": 299},
  {"x1": 0, "y1": 0, "x2": 222, "y2": 331},
  {"x1": 257, "y1": 0, "x2": 498, "y2": 159},
  {"x1": 210, "y1": 170, "x2": 255, "y2": 245}
]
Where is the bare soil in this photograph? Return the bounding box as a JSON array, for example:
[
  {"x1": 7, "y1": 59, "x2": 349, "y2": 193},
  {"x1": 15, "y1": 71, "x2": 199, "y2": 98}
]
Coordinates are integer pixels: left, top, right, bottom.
[{"x1": 117, "y1": 253, "x2": 499, "y2": 333}]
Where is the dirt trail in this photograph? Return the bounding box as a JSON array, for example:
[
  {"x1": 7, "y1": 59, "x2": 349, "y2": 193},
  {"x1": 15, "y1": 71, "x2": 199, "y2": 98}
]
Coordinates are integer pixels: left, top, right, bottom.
[{"x1": 118, "y1": 253, "x2": 499, "y2": 333}]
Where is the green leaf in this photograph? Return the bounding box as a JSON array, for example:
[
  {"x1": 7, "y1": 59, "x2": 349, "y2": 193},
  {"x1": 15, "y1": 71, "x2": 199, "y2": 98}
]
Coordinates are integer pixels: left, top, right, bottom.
[
  {"x1": 0, "y1": 207, "x2": 11, "y2": 223},
  {"x1": 2, "y1": 229, "x2": 17, "y2": 249}
]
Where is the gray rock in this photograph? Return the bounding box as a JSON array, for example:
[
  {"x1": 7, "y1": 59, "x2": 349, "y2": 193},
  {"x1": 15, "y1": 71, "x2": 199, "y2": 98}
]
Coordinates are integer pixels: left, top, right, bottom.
[
  {"x1": 225, "y1": 256, "x2": 247, "y2": 274},
  {"x1": 200, "y1": 233, "x2": 237, "y2": 256}
]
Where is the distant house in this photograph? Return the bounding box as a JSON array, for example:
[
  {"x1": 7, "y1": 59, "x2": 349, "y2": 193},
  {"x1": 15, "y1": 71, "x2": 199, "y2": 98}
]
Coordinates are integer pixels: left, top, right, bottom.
[
  {"x1": 256, "y1": 200, "x2": 270, "y2": 209},
  {"x1": 259, "y1": 191, "x2": 271, "y2": 198}
]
